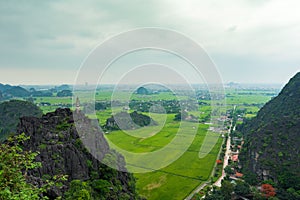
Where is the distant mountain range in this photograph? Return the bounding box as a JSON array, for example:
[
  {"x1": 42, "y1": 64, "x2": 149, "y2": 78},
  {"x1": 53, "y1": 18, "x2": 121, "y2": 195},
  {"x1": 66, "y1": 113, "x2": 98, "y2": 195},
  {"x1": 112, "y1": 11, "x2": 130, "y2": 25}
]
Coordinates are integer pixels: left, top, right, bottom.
[
  {"x1": 0, "y1": 83, "x2": 30, "y2": 98},
  {"x1": 0, "y1": 83, "x2": 73, "y2": 99}
]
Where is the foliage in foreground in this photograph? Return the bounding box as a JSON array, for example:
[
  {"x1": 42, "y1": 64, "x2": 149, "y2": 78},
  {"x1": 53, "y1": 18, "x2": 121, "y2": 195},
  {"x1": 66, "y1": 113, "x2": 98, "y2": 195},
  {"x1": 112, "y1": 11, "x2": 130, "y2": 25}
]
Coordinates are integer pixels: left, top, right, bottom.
[{"x1": 0, "y1": 133, "x2": 66, "y2": 200}]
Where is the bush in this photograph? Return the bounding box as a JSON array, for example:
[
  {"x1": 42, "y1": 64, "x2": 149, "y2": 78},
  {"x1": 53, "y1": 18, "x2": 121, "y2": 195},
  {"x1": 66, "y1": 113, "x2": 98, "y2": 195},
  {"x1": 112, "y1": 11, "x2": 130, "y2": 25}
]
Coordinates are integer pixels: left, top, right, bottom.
[
  {"x1": 65, "y1": 180, "x2": 92, "y2": 200},
  {"x1": 0, "y1": 133, "x2": 66, "y2": 199}
]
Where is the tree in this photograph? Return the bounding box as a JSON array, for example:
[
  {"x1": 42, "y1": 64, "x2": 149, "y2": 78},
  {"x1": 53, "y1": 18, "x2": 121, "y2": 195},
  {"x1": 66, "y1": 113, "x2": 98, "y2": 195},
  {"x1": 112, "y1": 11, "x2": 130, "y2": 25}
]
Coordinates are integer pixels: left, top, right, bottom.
[
  {"x1": 64, "y1": 180, "x2": 92, "y2": 200},
  {"x1": 204, "y1": 189, "x2": 225, "y2": 200},
  {"x1": 205, "y1": 192, "x2": 225, "y2": 200},
  {"x1": 261, "y1": 184, "x2": 276, "y2": 198},
  {"x1": 57, "y1": 90, "x2": 72, "y2": 97},
  {"x1": 91, "y1": 179, "x2": 111, "y2": 196},
  {"x1": 244, "y1": 170, "x2": 258, "y2": 185},
  {"x1": 224, "y1": 166, "x2": 234, "y2": 175},
  {"x1": 174, "y1": 111, "x2": 188, "y2": 121},
  {"x1": 0, "y1": 133, "x2": 65, "y2": 199},
  {"x1": 220, "y1": 181, "x2": 234, "y2": 199},
  {"x1": 234, "y1": 181, "x2": 251, "y2": 196},
  {"x1": 220, "y1": 151, "x2": 225, "y2": 158}
]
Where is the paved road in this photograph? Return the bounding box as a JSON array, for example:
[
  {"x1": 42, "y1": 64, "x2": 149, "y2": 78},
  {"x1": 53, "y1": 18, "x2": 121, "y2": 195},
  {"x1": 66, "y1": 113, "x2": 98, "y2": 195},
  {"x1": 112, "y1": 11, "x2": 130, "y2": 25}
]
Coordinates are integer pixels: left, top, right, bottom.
[
  {"x1": 213, "y1": 106, "x2": 236, "y2": 187},
  {"x1": 184, "y1": 106, "x2": 236, "y2": 199},
  {"x1": 214, "y1": 134, "x2": 231, "y2": 187},
  {"x1": 184, "y1": 181, "x2": 209, "y2": 200},
  {"x1": 214, "y1": 106, "x2": 235, "y2": 187}
]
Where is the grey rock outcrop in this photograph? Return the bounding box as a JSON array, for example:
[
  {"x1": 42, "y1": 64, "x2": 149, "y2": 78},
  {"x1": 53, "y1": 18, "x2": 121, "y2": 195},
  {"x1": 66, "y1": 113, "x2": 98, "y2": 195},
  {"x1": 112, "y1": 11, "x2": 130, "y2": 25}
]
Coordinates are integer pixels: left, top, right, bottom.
[{"x1": 17, "y1": 108, "x2": 137, "y2": 199}]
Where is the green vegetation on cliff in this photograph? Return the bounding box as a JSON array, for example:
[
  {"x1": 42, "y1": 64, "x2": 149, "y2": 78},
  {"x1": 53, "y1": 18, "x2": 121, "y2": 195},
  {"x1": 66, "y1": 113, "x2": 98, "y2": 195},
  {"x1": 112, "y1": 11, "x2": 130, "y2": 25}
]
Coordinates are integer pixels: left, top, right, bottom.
[
  {"x1": 0, "y1": 133, "x2": 67, "y2": 199},
  {"x1": 238, "y1": 72, "x2": 300, "y2": 199},
  {"x1": 0, "y1": 100, "x2": 42, "y2": 141},
  {"x1": 0, "y1": 108, "x2": 141, "y2": 200}
]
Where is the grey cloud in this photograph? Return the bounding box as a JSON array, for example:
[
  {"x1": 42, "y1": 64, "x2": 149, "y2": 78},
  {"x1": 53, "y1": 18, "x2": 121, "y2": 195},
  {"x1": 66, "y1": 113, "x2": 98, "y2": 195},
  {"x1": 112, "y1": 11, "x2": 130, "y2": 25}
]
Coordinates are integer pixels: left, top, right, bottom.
[{"x1": 0, "y1": 0, "x2": 299, "y2": 84}]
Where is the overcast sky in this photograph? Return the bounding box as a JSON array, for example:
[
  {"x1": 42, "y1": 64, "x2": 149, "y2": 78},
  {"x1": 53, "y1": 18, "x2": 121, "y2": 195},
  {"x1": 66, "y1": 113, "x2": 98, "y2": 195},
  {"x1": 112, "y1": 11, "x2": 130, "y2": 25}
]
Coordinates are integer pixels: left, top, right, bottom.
[{"x1": 0, "y1": 0, "x2": 299, "y2": 85}]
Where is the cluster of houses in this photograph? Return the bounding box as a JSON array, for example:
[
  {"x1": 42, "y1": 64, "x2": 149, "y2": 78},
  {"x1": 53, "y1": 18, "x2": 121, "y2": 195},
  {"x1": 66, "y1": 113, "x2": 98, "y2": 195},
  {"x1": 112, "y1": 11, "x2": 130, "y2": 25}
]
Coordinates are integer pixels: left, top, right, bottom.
[{"x1": 228, "y1": 136, "x2": 245, "y2": 180}]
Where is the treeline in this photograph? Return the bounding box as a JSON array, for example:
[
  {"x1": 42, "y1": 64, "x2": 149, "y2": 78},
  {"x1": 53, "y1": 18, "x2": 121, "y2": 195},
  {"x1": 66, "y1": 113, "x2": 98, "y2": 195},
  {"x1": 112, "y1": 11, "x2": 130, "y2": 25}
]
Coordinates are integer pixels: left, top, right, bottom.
[{"x1": 0, "y1": 83, "x2": 73, "y2": 100}]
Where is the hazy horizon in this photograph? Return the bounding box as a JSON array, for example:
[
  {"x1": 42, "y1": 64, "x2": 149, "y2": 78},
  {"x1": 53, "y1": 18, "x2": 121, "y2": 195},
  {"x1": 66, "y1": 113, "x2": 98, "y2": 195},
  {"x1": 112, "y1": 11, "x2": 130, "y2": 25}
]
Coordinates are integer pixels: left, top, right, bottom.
[{"x1": 1, "y1": 82, "x2": 285, "y2": 91}]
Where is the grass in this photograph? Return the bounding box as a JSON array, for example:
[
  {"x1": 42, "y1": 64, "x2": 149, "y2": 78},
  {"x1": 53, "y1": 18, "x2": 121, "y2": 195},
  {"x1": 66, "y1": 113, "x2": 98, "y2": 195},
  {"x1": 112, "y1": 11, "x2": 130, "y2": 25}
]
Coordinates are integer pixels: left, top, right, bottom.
[
  {"x1": 245, "y1": 113, "x2": 257, "y2": 118},
  {"x1": 35, "y1": 96, "x2": 72, "y2": 105},
  {"x1": 105, "y1": 114, "x2": 177, "y2": 153},
  {"x1": 39, "y1": 106, "x2": 59, "y2": 113},
  {"x1": 134, "y1": 134, "x2": 222, "y2": 200},
  {"x1": 94, "y1": 107, "x2": 125, "y2": 126},
  {"x1": 225, "y1": 89, "x2": 274, "y2": 105},
  {"x1": 105, "y1": 113, "x2": 223, "y2": 200},
  {"x1": 95, "y1": 90, "x2": 188, "y2": 101}
]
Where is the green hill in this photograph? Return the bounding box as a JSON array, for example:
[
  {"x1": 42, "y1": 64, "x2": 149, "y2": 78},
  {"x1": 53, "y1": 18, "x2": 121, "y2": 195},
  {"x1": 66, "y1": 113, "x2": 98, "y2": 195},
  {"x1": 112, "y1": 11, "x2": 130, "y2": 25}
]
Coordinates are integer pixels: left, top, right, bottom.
[
  {"x1": 238, "y1": 72, "x2": 300, "y2": 198},
  {"x1": 0, "y1": 100, "x2": 42, "y2": 141},
  {"x1": 0, "y1": 83, "x2": 31, "y2": 98},
  {"x1": 5, "y1": 86, "x2": 30, "y2": 97},
  {"x1": 105, "y1": 111, "x2": 157, "y2": 130}
]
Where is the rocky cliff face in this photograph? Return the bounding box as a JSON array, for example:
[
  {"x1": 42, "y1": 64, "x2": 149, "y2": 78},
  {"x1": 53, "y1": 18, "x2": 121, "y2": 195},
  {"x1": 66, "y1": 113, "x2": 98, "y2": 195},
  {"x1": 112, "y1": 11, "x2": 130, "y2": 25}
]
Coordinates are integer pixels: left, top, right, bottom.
[
  {"x1": 17, "y1": 108, "x2": 137, "y2": 199},
  {"x1": 239, "y1": 72, "x2": 300, "y2": 189}
]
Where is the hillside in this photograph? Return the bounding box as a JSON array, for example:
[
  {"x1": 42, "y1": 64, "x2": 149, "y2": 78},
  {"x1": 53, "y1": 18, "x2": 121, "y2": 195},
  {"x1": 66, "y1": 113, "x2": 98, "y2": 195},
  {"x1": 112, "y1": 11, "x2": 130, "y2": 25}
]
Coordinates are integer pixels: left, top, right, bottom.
[
  {"x1": 105, "y1": 111, "x2": 157, "y2": 130},
  {"x1": 0, "y1": 83, "x2": 55, "y2": 99},
  {"x1": 0, "y1": 100, "x2": 43, "y2": 141},
  {"x1": 17, "y1": 108, "x2": 139, "y2": 199},
  {"x1": 239, "y1": 72, "x2": 300, "y2": 198},
  {"x1": 0, "y1": 83, "x2": 30, "y2": 98},
  {"x1": 0, "y1": 83, "x2": 13, "y2": 92}
]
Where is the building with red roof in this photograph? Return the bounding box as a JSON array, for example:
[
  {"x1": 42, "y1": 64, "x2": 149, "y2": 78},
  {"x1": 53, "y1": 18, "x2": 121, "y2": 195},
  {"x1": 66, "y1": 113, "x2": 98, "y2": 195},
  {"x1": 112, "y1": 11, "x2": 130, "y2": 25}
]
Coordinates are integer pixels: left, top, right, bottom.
[
  {"x1": 235, "y1": 172, "x2": 244, "y2": 178},
  {"x1": 232, "y1": 154, "x2": 239, "y2": 162}
]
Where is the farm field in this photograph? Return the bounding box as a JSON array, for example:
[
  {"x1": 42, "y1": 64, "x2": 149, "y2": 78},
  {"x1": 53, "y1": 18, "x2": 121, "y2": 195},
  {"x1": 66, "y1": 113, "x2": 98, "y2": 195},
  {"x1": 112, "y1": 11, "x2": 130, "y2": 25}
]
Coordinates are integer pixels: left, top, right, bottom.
[
  {"x1": 31, "y1": 87, "x2": 278, "y2": 199},
  {"x1": 105, "y1": 112, "x2": 222, "y2": 200},
  {"x1": 134, "y1": 133, "x2": 222, "y2": 199}
]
